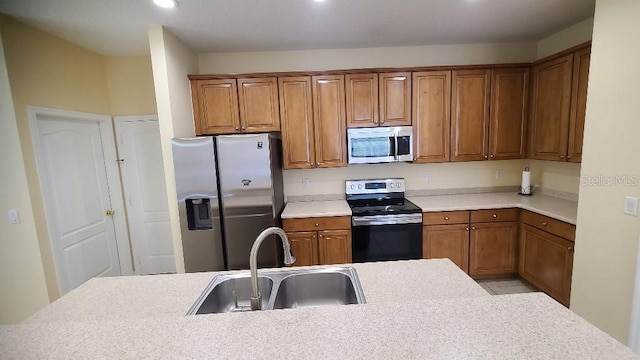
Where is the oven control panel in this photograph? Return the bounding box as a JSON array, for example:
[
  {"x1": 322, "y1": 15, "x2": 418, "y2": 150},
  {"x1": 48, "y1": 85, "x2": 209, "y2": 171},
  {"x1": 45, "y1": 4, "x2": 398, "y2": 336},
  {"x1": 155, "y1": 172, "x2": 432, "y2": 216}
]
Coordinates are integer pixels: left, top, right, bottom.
[{"x1": 345, "y1": 178, "x2": 406, "y2": 195}]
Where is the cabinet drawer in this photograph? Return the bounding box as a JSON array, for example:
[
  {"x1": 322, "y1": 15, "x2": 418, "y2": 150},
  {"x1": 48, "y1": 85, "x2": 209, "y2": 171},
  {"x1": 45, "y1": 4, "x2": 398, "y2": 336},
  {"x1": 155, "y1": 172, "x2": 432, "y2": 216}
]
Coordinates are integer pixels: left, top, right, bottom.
[
  {"x1": 423, "y1": 211, "x2": 469, "y2": 225},
  {"x1": 470, "y1": 208, "x2": 518, "y2": 223},
  {"x1": 520, "y1": 210, "x2": 575, "y2": 241},
  {"x1": 283, "y1": 216, "x2": 351, "y2": 232}
]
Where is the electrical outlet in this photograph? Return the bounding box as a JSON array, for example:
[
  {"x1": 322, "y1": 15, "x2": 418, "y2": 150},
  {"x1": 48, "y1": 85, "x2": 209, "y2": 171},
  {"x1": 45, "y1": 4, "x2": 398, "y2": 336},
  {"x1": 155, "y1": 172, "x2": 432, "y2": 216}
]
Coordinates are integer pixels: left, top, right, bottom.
[
  {"x1": 495, "y1": 169, "x2": 503, "y2": 180},
  {"x1": 8, "y1": 210, "x2": 20, "y2": 224},
  {"x1": 302, "y1": 178, "x2": 310, "y2": 190},
  {"x1": 425, "y1": 174, "x2": 432, "y2": 183},
  {"x1": 624, "y1": 196, "x2": 639, "y2": 216}
]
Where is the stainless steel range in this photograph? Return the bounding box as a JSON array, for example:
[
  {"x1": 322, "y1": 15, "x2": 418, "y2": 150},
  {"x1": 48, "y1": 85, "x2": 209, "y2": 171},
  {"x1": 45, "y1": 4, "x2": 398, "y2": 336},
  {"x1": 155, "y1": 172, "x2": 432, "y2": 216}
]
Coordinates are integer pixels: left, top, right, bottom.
[{"x1": 346, "y1": 178, "x2": 423, "y2": 263}]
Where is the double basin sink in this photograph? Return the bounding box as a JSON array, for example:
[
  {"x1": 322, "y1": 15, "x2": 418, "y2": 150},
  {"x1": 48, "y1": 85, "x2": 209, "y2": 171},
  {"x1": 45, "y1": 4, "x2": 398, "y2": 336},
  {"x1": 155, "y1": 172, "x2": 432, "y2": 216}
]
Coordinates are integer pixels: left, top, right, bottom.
[{"x1": 187, "y1": 266, "x2": 366, "y2": 314}]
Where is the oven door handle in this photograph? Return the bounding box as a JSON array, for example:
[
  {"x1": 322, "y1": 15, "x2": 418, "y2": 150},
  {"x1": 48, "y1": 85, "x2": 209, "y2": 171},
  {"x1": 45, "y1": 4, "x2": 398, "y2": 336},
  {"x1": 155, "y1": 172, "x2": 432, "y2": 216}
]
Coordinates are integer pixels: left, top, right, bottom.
[{"x1": 352, "y1": 214, "x2": 423, "y2": 226}]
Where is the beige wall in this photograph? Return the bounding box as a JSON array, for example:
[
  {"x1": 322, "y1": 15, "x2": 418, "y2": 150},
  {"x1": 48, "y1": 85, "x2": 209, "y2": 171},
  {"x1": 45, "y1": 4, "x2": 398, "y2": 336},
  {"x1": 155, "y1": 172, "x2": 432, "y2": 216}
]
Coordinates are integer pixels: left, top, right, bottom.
[
  {"x1": 199, "y1": 42, "x2": 536, "y2": 74},
  {"x1": 537, "y1": 17, "x2": 594, "y2": 60},
  {"x1": 0, "y1": 16, "x2": 113, "y2": 308},
  {"x1": 149, "y1": 26, "x2": 199, "y2": 273},
  {"x1": 104, "y1": 56, "x2": 157, "y2": 116},
  {"x1": 571, "y1": 0, "x2": 640, "y2": 343},
  {"x1": 0, "y1": 28, "x2": 50, "y2": 325}
]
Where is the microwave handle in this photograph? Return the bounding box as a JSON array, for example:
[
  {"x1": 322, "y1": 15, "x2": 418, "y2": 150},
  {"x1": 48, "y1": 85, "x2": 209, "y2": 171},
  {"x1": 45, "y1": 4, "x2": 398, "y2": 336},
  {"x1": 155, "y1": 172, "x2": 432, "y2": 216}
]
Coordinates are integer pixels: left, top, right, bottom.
[{"x1": 393, "y1": 133, "x2": 399, "y2": 161}]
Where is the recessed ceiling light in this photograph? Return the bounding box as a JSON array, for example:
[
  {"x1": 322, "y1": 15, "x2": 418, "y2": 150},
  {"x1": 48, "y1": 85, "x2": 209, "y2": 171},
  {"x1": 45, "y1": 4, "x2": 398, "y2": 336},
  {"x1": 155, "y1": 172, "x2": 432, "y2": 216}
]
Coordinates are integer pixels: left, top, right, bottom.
[
  {"x1": 313, "y1": 0, "x2": 326, "y2": 2},
  {"x1": 153, "y1": 0, "x2": 178, "y2": 8}
]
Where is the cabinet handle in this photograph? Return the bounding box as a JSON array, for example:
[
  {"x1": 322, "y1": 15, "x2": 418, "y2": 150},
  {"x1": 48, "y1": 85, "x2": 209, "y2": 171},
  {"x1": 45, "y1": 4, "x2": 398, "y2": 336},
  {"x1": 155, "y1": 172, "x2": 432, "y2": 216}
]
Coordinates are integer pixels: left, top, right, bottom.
[
  {"x1": 444, "y1": 216, "x2": 449, "y2": 220},
  {"x1": 492, "y1": 214, "x2": 497, "y2": 218},
  {"x1": 315, "y1": 223, "x2": 319, "y2": 227},
  {"x1": 542, "y1": 222, "x2": 548, "y2": 226},
  {"x1": 465, "y1": 227, "x2": 470, "y2": 231}
]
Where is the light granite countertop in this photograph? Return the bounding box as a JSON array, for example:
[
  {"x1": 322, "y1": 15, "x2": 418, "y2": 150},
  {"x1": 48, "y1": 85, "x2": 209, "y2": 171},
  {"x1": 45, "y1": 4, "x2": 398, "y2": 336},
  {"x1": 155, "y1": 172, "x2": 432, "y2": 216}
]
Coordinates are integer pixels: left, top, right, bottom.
[
  {"x1": 282, "y1": 192, "x2": 578, "y2": 224},
  {"x1": 2, "y1": 260, "x2": 636, "y2": 359}
]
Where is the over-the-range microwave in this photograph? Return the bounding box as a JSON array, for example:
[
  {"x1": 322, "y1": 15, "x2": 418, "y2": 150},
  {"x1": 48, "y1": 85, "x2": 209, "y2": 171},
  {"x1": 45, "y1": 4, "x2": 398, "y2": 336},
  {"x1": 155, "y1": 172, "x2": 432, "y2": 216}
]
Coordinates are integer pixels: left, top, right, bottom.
[{"x1": 347, "y1": 126, "x2": 413, "y2": 164}]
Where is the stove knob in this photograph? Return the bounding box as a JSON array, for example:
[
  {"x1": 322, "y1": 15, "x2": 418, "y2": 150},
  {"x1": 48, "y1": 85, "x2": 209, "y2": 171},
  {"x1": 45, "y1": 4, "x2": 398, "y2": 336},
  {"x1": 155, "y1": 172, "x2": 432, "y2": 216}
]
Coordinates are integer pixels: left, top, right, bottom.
[
  {"x1": 358, "y1": 184, "x2": 363, "y2": 189},
  {"x1": 389, "y1": 183, "x2": 395, "y2": 188},
  {"x1": 350, "y1": 185, "x2": 355, "y2": 190}
]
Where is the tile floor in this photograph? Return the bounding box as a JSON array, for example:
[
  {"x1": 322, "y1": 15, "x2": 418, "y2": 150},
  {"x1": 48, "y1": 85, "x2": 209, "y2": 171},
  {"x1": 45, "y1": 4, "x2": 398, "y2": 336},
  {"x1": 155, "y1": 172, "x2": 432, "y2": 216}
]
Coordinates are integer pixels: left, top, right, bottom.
[{"x1": 476, "y1": 278, "x2": 537, "y2": 295}]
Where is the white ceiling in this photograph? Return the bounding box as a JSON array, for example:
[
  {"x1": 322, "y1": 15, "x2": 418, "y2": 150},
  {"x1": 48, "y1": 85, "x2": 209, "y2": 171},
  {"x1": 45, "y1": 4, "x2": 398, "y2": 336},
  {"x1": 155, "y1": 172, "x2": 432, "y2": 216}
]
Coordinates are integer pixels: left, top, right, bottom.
[{"x1": 0, "y1": 0, "x2": 595, "y2": 56}]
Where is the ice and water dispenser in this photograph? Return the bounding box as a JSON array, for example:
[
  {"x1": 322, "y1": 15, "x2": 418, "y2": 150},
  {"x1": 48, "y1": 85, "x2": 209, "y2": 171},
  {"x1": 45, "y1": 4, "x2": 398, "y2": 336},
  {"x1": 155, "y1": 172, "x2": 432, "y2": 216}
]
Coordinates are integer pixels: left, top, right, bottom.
[{"x1": 185, "y1": 198, "x2": 212, "y2": 230}]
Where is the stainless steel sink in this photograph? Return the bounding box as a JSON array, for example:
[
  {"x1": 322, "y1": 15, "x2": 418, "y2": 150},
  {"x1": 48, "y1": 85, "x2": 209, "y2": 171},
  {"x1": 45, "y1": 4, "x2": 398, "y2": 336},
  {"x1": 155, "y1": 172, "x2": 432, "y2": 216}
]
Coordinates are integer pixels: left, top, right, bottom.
[
  {"x1": 191, "y1": 274, "x2": 273, "y2": 314},
  {"x1": 188, "y1": 267, "x2": 365, "y2": 315},
  {"x1": 272, "y1": 271, "x2": 359, "y2": 309}
]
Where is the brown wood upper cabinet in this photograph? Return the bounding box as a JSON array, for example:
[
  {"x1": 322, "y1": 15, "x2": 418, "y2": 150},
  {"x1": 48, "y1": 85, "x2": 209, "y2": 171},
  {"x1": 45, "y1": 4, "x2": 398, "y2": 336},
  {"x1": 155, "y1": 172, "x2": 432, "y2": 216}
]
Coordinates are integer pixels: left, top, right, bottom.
[
  {"x1": 450, "y1": 70, "x2": 491, "y2": 162},
  {"x1": 191, "y1": 77, "x2": 280, "y2": 135},
  {"x1": 489, "y1": 67, "x2": 529, "y2": 160},
  {"x1": 345, "y1": 73, "x2": 379, "y2": 128},
  {"x1": 412, "y1": 71, "x2": 452, "y2": 163},
  {"x1": 568, "y1": 47, "x2": 590, "y2": 163},
  {"x1": 379, "y1": 72, "x2": 412, "y2": 126},
  {"x1": 279, "y1": 76, "x2": 347, "y2": 169},
  {"x1": 529, "y1": 45, "x2": 591, "y2": 163}
]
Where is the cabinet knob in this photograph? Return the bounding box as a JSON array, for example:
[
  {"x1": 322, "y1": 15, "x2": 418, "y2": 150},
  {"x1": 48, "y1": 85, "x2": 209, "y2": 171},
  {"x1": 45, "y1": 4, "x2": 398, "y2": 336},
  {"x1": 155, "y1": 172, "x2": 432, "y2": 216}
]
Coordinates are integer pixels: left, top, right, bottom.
[
  {"x1": 315, "y1": 223, "x2": 319, "y2": 227},
  {"x1": 465, "y1": 227, "x2": 470, "y2": 231},
  {"x1": 568, "y1": 246, "x2": 573, "y2": 251},
  {"x1": 235, "y1": 126, "x2": 239, "y2": 130},
  {"x1": 316, "y1": 162, "x2": 320, "y2": 166},
  {"x1": 444, "y1": 216, "x2": 449, "y2": 220},
  {"x1": 542, "y1": 222, "x2": 548, "y2": 226},
  {"x1": 484, "y1": 155, "x2": 488, "y2": 159},
  {"x1": 560, "y1": 155, "x2": 565, "y2": 159},
  {"x1": 380, "y1": 119, "x2": 385, "y2": 124},
  {"x1": 490, "y1": 155, "x2": 494, "y2": 158},
  {"x1": 241, "y1": 126, "x2": 245, "y2": 130},
  {"x1": 471, "y1": 226, "x2": 476, "y2": 230},
  {"x1": 313, "y1": 235, "x2": 316, "y2": 239},
  {"x1": 319, "y1": 234, "x2": 324, "y2": 238},
  {"x1": 567, "y1": 155, "x2": 572, "y2": 159},
  {"x1": 492, "y1": 214, "x2": 497, "y2": 218}
]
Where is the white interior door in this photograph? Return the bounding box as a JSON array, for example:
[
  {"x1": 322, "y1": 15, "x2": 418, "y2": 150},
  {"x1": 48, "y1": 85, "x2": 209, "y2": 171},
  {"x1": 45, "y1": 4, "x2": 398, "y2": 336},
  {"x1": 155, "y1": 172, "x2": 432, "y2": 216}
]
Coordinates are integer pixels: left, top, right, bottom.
[
  {"x1": 29, "y1": 107, "x2": 133, "y2": 294},
  {"x1": 115, "y1": 116, "x2": 175, "y2": 274}
]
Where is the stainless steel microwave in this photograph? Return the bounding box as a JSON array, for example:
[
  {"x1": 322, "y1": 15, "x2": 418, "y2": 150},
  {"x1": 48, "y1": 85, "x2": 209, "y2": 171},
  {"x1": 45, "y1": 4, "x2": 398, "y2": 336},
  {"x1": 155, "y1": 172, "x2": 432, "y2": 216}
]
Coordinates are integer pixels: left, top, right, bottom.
[{"x1": 347, "y1": 126, "x2": 413, "y2": 164}]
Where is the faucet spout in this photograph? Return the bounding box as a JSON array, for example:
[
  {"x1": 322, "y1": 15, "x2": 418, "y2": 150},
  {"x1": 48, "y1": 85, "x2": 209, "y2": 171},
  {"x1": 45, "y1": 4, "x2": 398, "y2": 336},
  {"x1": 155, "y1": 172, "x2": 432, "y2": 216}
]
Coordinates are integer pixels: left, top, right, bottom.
[{"x1": 250, "y1": 227, "x2": 296, "y2": 310}]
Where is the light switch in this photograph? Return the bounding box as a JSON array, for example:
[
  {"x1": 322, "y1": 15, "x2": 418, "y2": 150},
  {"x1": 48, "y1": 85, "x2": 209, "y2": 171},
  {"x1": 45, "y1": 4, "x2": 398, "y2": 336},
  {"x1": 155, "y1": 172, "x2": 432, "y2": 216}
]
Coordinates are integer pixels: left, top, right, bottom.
[
  {"x1": 624, "y1": 196, "x2": 639, "y2": 216},
  {"x1": 8, "y1": 210, "x2": 20, "y2": 224}
]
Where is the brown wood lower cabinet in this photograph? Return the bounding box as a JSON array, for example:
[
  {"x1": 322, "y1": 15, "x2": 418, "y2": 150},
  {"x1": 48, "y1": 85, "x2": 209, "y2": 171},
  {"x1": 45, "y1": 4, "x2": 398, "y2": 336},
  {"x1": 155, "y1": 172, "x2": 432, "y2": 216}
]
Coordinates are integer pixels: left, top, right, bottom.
[
  {"x1": 283, "y1": 217, "x2": 351, "y2": 266},
  {"x1": 469, "y1": 222, "x2": 518, "y2": 276},
  {"x1": 423, "y1": 224, "x2": 469, "y2": 272},
  {"x1": 519, "y1": 223, "x2": 574, "y2": 307}
]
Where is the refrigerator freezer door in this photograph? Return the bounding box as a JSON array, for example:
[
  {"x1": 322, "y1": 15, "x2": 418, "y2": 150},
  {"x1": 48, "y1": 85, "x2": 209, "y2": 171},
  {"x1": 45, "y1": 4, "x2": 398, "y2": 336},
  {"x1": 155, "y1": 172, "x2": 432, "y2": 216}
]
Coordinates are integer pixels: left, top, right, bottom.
[
  {"x1": 217, "y1": 134, "x2": 278, "y2": 269},
  {"x1": 172, "y1": 137, "x2": 225, "y2": 272}
]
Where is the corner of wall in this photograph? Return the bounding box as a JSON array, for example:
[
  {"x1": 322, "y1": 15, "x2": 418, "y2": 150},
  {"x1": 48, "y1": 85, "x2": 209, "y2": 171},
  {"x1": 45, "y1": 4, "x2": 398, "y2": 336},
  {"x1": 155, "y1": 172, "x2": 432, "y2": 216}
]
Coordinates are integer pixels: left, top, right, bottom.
[{"x1": 536, "y1": 17, "x2": 594, "y2": 59}]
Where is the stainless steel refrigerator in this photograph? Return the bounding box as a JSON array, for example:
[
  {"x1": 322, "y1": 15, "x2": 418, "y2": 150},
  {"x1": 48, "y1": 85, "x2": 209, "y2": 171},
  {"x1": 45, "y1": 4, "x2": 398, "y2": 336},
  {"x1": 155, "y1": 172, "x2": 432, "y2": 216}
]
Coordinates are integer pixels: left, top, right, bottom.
[{"x1": 171, "y1": 134, "x2": 284, "y2": 272}]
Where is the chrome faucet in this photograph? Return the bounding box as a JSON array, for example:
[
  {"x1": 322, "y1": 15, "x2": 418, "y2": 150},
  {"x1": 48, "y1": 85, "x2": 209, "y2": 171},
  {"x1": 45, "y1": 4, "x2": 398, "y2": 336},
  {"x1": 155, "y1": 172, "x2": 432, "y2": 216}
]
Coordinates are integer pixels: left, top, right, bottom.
[{"x1": 250, "y1": 227, "x2": 296, "y2": 310}]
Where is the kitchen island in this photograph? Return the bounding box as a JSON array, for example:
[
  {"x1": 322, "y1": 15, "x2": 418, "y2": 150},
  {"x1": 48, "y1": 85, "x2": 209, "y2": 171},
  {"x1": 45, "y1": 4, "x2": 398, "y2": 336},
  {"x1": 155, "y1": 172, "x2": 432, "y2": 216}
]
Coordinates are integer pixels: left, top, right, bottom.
[{"x1": 1, "y1": 260, "x2": 636, "y2": 359}]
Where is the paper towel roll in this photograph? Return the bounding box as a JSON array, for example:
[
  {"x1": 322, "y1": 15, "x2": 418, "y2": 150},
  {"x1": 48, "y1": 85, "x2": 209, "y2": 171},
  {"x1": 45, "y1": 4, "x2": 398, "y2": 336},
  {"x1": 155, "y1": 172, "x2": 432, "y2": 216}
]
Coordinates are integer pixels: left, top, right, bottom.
[{"x1": 521, "y1": 167, "x2": 531, "y2": 195}]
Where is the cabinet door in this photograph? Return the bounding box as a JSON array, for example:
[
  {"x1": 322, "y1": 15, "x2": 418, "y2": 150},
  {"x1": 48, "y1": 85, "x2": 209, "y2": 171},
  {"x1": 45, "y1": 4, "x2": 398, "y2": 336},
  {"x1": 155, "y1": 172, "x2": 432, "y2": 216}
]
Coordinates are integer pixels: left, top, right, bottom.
[
  {"x1": 192, "y1": 79, "x2": 240, "y2": 135},
  {"x1": 279, "y1": 77, "x2": 315, "y2": 169},
  {"x1": 568, "y1": 48, "x2": 590, "y2": 163},
  {"x1": 423, "y1": 224, "x2": 469, "y2": 273},
  {"x1": 346, "y1": 74, "x2": 379, "y2": 128},
  {"x1": 451, "y1": 70, "x2": 490, "y2": 162},
  {"x1": 529, "y1": 54, "x2": 573, "y2": 161},
  {"x1": 469, "y1": 222, "x2": 518, "y2": 277},
  {"x1": 519, "y1": 224, "x2": 574, "y2": 306},
  {"x1": 412, "y1": 71, "x2": 451, "y2": 163},
  {"x1": 318, "y1": 230, "x2": 352, "y2": 265},
  {"x1": 312, "y1": 75, "x2": 347, "y2": 168},
  {"x1": 489, "y1": 68, "x2": 529, "y2": 160},
  {"x1": 287, "y1": 231, "x2": 319, "y2": 266},
  {"x1": 379, "y1": 72, "x2": 412, "y2": 126},
  {"x1": 237, "y1": 77, "x2": 280, "y2": 133}
]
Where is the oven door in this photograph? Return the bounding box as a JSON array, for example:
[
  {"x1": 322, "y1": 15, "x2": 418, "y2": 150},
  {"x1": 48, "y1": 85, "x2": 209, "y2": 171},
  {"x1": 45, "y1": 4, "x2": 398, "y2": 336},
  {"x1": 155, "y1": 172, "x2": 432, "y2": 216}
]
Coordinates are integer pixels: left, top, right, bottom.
[
  {"x1": 351, "y1": 214, "x2": 423, "y2": 263},
  {"x1": 347, "y1": 126, "x2": 413, "y2": 164}
]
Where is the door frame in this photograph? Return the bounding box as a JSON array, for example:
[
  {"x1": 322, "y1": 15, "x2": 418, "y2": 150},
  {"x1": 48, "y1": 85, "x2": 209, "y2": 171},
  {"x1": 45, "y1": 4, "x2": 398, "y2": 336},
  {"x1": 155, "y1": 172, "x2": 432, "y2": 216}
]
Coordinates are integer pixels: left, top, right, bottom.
[
  {"x1": 114, "y1": 114, "x2": 172, "y2": 275},
  {"x1": 28, "y1": 106, "x2": 133, "y2": 293},
  {"x1": 629, "y1": 235, "x2": 640, "y2": 353}
]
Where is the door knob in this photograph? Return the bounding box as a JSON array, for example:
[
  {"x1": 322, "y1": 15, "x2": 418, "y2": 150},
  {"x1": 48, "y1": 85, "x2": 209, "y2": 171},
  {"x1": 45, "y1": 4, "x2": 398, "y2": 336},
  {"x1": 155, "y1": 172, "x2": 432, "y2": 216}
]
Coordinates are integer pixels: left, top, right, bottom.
[{"x1": 105, "y1": 210, "x2": 115, "y2": 216}]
